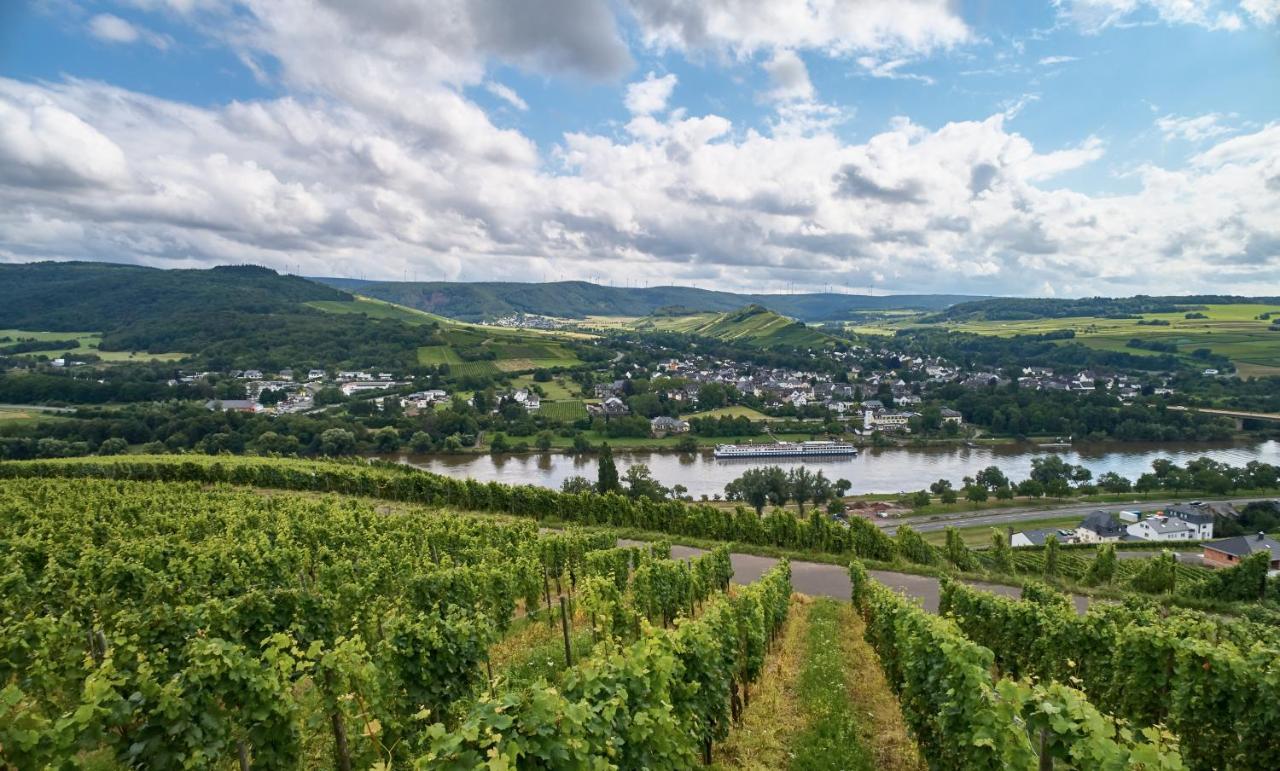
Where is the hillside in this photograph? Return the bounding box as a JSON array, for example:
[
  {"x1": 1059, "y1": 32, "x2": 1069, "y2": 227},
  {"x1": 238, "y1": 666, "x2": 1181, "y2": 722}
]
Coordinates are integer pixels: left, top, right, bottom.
[
  {"x1": 933, "y1": 295, "x2": 1280, "y2": 322},
  {"x1": 0, "y1": 262, "x2": 444, "y2": 369},
  {"x1": 315, "y1": 277, "x2": 984, "y2": 322},
  {"x1": 633, "y1": 304, "x2": 838, "y2": 349},
  {"x1": 0, "y1": 261, "x2": 348, "y2": 331}
]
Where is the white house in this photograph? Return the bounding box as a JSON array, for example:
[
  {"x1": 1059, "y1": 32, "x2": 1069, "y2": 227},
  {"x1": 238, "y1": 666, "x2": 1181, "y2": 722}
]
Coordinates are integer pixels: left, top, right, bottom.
[{"x1": 1126, "y1": 516, "x2": 1197, "y2": 542}]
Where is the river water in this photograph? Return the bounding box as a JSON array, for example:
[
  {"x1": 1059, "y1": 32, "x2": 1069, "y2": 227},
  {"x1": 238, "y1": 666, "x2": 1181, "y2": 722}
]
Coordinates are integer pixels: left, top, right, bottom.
[{"x1": 397, "y1": 440, "x2": 1280, "y2": 499}]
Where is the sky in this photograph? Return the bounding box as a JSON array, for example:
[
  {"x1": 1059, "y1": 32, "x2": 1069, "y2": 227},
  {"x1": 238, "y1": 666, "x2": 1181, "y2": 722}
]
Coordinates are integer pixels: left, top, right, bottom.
[{"x1": 0, "y1": 1, "x2": 1277, "y2": 297}]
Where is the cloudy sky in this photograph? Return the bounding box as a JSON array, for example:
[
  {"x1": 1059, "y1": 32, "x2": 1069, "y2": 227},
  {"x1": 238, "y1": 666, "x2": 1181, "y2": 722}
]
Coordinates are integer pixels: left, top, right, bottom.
[{"x1": 1, "y1": 1, "x2": 1278, "y2": 296}]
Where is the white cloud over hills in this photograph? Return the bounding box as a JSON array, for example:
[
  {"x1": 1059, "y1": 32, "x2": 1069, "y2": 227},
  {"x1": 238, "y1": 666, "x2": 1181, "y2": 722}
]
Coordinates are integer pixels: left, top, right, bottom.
[{"x1": 0, "y1": 0, "x2": 1276, "y2": 296}]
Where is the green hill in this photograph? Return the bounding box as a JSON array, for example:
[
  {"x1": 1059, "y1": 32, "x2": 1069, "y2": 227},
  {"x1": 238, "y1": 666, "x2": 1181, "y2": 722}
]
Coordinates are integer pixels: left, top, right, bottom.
[
  {"x1": 315, "y1": 277, "x2": 983, "y2": 322},
  {"x1": 635, "y1": 304, "x2": 837, "y2": 349},
  {"x1": 0, "y1": 262, "x2": 443, "y2": 369}
]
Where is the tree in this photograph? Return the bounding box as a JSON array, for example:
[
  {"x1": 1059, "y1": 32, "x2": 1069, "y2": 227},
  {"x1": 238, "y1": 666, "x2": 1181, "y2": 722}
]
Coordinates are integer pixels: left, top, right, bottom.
[
  {"x1": 725, "y1": 467, "x2": 776, "y2": 515},
  {"x1": 911, "y1": 490, "x2": 931, "y2": 508},
  {"x1": 940, "y1": 488, "x2": 958, "y2": 504},
  {"x1": 97, "y1": 437, "x2": 128, "y2": 455},
  {"x1": 788, "y1": 467, "x2": 817, "y2": 514},
  {"x1": 929, "y1": 478, "x2": 953, "y2": 495},
  {"x1": 623, "y1": 464, "x2": 669, "y2": 501},
  {"x1": 372, "y1": 426, "x2": 400, "y2": 452},
  {"x1": 488, "y1": 432, "x2": 510, "y2": 454},
  {"x1": 408, "y1": 431, "x2": 433, "y2": 453},
  {"x1": 318, "y1": 428, "x2": 356, "y2": 456},
  {"x1": 834, "y1": 478, "x2": 852, "y2": 498},
  {"x1": 571, "y1": 433, "x2": 593, "y2": 454},
  {"x1": 561, "y1": 475, "x2": 594, "y2": 494},
  {"x1": 965, "y1": 485, "x2": 989, "y2": 503},
  {"x1": 597, "y1": 443, "x2": 620, "y2": 493},
  {"x1": 535, "y1": 431, "x2": 553, "y2": 452},
  {"x1": 1097, "y1": 472, "x2": 1132, "y2": 493},
  {"x1": 975, "y1": 466, "x2": 1008, "y2": 491}
]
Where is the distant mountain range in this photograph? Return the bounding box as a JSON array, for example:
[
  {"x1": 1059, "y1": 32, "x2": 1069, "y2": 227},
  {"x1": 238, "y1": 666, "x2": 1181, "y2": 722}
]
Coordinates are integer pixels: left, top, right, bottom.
[{"x1": 315, "y1": 277, "x2": 987, "y2": 322}]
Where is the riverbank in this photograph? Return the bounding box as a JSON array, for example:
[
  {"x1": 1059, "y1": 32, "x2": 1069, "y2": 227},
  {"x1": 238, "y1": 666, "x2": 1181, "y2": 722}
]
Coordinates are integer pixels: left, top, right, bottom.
[{"x1": 394, "y1": 438, "x2": 1280, "y2": 498}]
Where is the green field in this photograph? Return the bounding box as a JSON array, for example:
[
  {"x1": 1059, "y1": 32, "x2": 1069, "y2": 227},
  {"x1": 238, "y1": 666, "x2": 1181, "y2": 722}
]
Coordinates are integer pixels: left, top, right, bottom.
[
  {"x1": 539, "y1": 399, "x2": 588, "y2": 421},
  {"x1": 0, "y1": 406, "x2": 60, "y2": 424},
  {"x1": 0, "y1": 329, "x2": 186, "y2": 363},
  {"x1": 847, "y1": 303, "x2": 1280, "y2": 376},
  {"x1": 510, "y1": 374, "x2": 578, "y2": 400},
  {"x1": 678, "y1": 405, "x2": 771, "y2": 421}
]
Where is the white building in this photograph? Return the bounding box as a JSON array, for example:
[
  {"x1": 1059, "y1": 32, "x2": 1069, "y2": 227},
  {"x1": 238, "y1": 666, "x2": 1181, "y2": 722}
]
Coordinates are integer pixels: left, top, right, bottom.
[{"x1": 1126, "y1": 516, "x2": 1197, "y2": 542}]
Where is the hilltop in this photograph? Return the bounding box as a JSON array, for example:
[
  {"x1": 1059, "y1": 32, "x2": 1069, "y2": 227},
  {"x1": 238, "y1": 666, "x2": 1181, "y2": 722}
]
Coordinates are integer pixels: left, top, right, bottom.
[
  {"x1": 315, "y1": 277, "x2": 983, "y2": 322},
  {"x1": 632, "y1": 304, "x2": 838, "y2": 350}
]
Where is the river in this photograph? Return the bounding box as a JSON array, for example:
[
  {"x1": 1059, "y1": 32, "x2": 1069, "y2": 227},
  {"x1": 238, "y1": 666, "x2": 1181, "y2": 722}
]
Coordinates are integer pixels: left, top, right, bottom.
[{"x1": 397, "y1": 439, "x2": 1280, "y2": 499}]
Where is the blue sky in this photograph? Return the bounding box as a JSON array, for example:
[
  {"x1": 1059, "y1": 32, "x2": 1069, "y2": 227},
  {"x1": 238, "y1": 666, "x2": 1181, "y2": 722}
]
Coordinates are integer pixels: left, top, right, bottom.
[{"x1": 0, "y1": 0, "x2": 1277, "y2": 296}]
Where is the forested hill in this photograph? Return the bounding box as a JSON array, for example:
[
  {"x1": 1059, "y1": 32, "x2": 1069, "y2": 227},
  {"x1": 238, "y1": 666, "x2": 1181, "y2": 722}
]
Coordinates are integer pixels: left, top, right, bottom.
[
  {"x1": 0, "y1": 261, "x2": 445, "y2": 369},
  {"x1": 0, "y1": 261, "x2": 349, "y2": 331},
  {"x1": 316, "y1": 277, "x2": 983, "y2": 322},
  {"x1": 933, "y1": 295, "x2": 1280, "y2": 322}
]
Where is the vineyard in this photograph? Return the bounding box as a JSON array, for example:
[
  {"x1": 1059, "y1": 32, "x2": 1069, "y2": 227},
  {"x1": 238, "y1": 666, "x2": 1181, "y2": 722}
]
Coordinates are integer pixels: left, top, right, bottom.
[
  {"x1": 3, "y1": 457, "x2": 1279, "y2": 769},
  {"x1": 0, "y1": 476, "x2": 788, "y2": 768}
]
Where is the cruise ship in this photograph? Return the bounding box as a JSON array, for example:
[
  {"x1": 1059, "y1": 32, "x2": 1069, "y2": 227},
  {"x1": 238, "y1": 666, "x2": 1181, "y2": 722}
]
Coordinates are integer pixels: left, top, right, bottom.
[{"x1": 713, "y1": 440, "x2": 858, "y2": 459}]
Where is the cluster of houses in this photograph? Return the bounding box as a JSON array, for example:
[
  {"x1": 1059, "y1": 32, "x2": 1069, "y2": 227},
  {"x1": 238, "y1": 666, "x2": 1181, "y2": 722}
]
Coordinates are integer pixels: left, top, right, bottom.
[
  {"x1": 201, "y1": 368, "x2": 414, "y2": 415},
  {"x1": 1012, "y1": 504, "x2": 1217, "y2": 547},
  {"x1": 1011, "y1": 502, "x2": 1280, "y2": 572}
]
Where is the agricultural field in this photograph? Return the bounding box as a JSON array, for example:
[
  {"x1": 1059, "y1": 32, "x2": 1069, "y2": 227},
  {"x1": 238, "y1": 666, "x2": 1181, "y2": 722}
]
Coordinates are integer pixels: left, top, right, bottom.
[
  {"x1": 0, "y1": 328, "x2": 186, "y2": 363},
  {"x1": 635, "y1": 305, "x2": 837, "y2": 350},
  {"x1": 847, "y1": 303, "x2": 1280, "y2": 376},
  {"x1": 538, "y1": 399, "x2": 588, "y2": 422}
]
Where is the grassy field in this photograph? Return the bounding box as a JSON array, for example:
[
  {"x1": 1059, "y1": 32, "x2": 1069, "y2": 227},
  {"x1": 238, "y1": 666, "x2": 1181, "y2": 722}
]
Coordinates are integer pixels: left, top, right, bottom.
[
  {"x1": 846, "y1": 303, "x2": 1280, "y2": 375},
  {"x1": 0, "y1": 329, "x2": 186, "y2": 363},
  {"x1": 510, "y1": 374, "x2": 579, "y2": 400},
  {"x1": 305, "y1": 296, "x2": 449, "y2": 325},
  {"x1": 0, "y1": 406, "x2": 61, "y2": 424},
  {"x1": 679, "y1": 405, "x2": 771, "y2": 421}
]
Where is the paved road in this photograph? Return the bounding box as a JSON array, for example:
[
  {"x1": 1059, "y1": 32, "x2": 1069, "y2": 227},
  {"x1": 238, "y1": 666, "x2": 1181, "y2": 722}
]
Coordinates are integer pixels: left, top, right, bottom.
[
  {"x1": 877, "y1": 496, "x2": 1269, "y2": 535},
  {"x1": 627, "y1": 541, "x2": 1089, "y2": 615}
]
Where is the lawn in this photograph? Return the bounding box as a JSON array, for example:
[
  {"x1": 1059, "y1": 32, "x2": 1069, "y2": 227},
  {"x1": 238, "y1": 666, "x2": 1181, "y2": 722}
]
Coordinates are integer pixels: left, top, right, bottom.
[
  {"x1": 679, "y1": 405, "x2": 771, "y2": 421},
  {"x1": 305, "y1": 296, "x2": 449, "y2": 325},
  {"x1": 847, "y1": 303, "x2": 1280, "y2": 375}
]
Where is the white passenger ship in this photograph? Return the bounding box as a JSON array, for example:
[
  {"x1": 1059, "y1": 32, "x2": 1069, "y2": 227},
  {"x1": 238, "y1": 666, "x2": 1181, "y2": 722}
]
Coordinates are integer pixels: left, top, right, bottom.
[{"x1": 713, "y1": 440, "x2": 858, "y2": 459}]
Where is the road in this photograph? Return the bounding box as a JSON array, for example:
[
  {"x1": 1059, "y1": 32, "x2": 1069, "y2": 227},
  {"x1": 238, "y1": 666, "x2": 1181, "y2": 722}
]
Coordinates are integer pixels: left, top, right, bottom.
[
  {"x1": 875, "y1": 496, "x2": 1270, "y2": 535},
  {"x1": 624, "y1": 541, "x2": 1090, "y2": 615}
]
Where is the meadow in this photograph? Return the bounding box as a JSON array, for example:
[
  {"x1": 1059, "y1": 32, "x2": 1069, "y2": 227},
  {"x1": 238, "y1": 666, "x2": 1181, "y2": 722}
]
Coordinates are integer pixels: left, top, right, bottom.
[{"x1": 0, "y1": 328, "x2": 186, "y2": 363}]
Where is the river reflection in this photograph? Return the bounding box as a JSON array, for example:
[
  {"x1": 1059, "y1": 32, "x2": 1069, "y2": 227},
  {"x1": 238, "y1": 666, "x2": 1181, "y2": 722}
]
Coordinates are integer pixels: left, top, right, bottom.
[{"x1": 396, "y1": 440, "x2": 1280, "y2": 499}]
